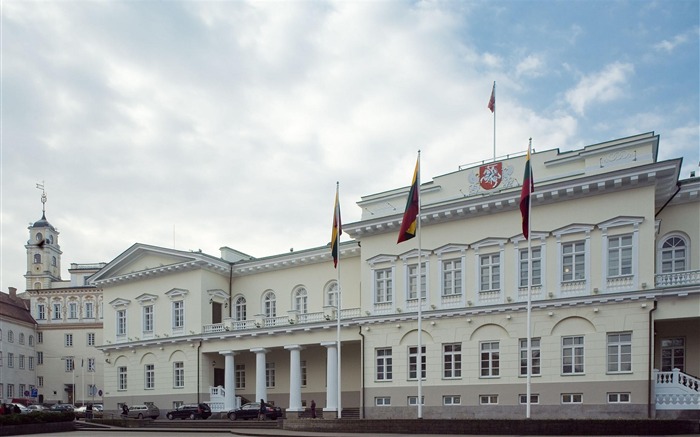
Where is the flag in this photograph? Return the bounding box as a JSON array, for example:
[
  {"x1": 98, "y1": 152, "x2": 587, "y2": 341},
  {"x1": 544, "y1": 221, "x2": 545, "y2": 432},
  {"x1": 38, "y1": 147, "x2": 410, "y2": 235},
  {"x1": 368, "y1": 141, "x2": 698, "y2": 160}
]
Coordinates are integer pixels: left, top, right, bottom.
[
  {"x1": 397, "y1": 156, "x2": 420, "y2": 243},
  {"x1": 331, "y1": 184, "x2": 342, "y2": 268},
  {"x1": 520, "y1": 148, "x2": 534, "y2": 239},
  {"x1": 488, "y1": 82, "x2": 495, "y2": 113}
]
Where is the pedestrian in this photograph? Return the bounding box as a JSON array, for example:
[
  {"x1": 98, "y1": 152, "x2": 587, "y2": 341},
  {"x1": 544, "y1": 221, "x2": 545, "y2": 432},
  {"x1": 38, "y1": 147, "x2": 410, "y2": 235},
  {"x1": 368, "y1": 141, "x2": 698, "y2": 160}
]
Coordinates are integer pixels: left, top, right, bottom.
[
  {"x1": 13, "y1": 404, "x2": 20, "y2": 414},
  {"x1": 258, "y1": 399, "x2": 266, "y2": 421},
  {"x1": 310, "y1": 399, "x2": 316, "y2": 419},
  {"x1": 86, "y1": 403, "x2": 93, "y2": 420},
  {"x1": 121, "y1": 404, "x2": 129, "y2": 419}
]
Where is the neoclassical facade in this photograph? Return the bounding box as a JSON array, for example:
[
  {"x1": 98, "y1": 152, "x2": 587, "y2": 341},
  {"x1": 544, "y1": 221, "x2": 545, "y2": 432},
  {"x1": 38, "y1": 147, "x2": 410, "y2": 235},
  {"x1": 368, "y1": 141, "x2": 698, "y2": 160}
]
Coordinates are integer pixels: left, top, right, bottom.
[{"x1": 89, "y1": 132, "x2": 697, "y2": 419}]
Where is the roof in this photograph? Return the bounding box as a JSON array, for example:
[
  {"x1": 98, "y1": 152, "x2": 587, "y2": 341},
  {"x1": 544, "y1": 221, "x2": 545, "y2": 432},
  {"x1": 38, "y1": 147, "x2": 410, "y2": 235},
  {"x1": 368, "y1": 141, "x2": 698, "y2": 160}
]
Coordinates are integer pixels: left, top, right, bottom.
[
  {"x1": 0, "y1": 292, "x2": 36, "y2": 326},
  {"x1": 30, "y1": 213, "x2": 56, "y2": 231}
]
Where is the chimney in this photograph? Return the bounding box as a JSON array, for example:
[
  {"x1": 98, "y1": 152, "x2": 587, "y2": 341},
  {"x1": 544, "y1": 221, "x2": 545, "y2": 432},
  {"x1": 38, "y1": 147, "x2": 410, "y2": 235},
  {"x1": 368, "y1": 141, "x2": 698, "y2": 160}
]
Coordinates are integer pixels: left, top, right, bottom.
[{"x1": 8, "y1": 287, "x2": 17, "y2": 299}]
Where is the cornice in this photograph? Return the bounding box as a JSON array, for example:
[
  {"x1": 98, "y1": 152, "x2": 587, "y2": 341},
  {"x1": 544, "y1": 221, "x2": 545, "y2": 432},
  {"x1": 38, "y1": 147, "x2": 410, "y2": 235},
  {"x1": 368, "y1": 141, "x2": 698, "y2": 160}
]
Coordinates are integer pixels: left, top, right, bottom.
[{"x1": 232, "y1": 242, "x2": 360, "y2": 276}]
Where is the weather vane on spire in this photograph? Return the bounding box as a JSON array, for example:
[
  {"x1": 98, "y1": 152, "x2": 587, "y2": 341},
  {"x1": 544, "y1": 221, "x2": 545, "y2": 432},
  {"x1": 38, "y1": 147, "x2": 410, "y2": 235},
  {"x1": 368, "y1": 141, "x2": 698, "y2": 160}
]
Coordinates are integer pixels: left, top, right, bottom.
[{"x1": 36, "y1": 181, "x2": 47, "y2": 215}]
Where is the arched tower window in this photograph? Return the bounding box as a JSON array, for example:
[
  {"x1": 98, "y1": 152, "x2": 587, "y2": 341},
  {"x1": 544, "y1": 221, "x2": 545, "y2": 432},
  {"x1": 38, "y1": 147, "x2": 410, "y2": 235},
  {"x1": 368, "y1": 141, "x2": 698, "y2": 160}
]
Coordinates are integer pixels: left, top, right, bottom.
[
  {"x1": 34, "y1": 254, "x2": 41, "y2": 264},
  {"x1": 263, "y1": 291, "x2": 276, "y2": 318},
  {"x1": 293, "y1": 287, "x2": 308, "y2": 314}
]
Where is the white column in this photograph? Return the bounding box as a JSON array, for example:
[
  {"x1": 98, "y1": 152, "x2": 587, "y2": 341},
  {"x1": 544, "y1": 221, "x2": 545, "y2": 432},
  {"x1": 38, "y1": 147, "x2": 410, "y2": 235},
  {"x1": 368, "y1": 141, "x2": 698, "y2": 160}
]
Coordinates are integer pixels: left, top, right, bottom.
[
  {"x1": 321, "y1": 341, "x2": 338, "y2": 412},
  {"x1": 284, "y1": 345, "x2": 304, "y2": 412},
  {"x1": 219, "y1": 350, "x2": 236, "y2": 411},
  {"x1": 250, "y1": 348, "x2": 268, "y2": 403}
]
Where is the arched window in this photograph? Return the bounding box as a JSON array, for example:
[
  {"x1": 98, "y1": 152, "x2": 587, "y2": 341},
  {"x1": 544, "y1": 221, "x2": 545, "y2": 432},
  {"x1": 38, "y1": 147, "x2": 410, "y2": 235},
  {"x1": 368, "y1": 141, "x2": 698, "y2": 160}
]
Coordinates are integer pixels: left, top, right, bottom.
[
  {"x1": 263, "y1": 291, "x2": 276, "y2": 318},
  {"x1": 8, "y1": 330, "x2": 14, "y2": 343},
  {"x1": 34, "y1": 282, "x2": 42, "y2": 290},
  {"x1": 293, "y1": 287, "x2": 308, "y2": 314},
  {"x1": 234, "y1": 296, "x2": 247, "y2": 321},
  {"x1": 29, "y1": 335, "x2": 34, "y2": 347},
  {"x1": 660, "y1": 236, "x2": 688, "y2": 273},
  {"x1": 326, "y1": 282, "x2": 338, "y2": 308},
  {"x1": 34, "y1": 254, "x2": 41, "y2": 264},
  {"x1": 19, "y1": 333, "x2": 25, "y2": 345},
  {"x1": 52, "y1": 256, "x2": 57, "y2": 266},
  {"x1": 0, "y1": 328, "x2": 3, "y2": 341}
]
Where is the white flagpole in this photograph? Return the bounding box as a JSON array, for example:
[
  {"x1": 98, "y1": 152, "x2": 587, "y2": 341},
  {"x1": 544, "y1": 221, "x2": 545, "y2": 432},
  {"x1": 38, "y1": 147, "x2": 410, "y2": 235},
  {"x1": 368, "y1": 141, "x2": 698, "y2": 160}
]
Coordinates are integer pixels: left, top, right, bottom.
[
  {"x1": 416, "y1": 151, "x2": 423, "y2": 419},
  {"x1": 526, "y1": 138, "x2": 533, "y2": 419},
  {"x1": 492, "y1": 81, "x2": 496, "y2": 160},
  {"x1": 335, "y1": 182, "x2": 342, "y2": 419},
  {"x1": 82, "y1": 358, "x2": 85, "y2": 406}
]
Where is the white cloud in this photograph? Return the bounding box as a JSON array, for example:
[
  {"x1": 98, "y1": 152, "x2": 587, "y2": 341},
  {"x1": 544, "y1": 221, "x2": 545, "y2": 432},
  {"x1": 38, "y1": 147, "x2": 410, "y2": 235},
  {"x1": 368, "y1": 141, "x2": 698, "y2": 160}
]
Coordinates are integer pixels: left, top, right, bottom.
[
  {"x1": 565, "y1": 62, "x2": 635, "y2": 116},
  {"x1": 515, "y1": 54, "x2": 545, "y2": 78},
  {"x1": 653, "y1": 27, "x2": 699, "y2": 53}
]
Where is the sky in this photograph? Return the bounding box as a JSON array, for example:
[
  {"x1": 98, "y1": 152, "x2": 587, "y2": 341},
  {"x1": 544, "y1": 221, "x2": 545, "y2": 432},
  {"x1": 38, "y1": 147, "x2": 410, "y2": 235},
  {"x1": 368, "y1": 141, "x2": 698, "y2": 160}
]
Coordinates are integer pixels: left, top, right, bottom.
[{"x1": 1, "y1": 0, "x2": 698, "y2": 293}]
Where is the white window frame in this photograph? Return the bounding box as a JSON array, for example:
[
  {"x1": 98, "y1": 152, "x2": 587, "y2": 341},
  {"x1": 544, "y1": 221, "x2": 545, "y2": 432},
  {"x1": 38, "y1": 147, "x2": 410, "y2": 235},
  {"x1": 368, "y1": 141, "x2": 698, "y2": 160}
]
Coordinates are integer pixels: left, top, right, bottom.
[
  {"x1": 519, "y1": 246, "x2": 542, "y2": 287},
  {"x1": 374, "y1": 268, "x2": 393, "y2": 304},
  {"x1": 658, "y1": 234, "x2": 689, "y2": 273},
  {"x1": 480, "y1": 341, "x2": 500, "y2": 378},
  {"x1": 443, "y1": 395, "x2": 461, "y2": 405},
  {"x1": 562, "y1": 336, "x2": 585, "y2": 375},
  {"x1": 143, "y1": 305, "x2": 154, "y2": 334},
  {"x1": 480, "y1": 395, "x2": 498, "y2": 405},
  {"x1": 118, "y1": 366, "x2": 127, "y2": 390},
  {"x1": 562, "y1": 241, "x2": 586, "y2": 282},
  {"x1": 441, "y1": 258, "x2": 463, "y2": 297},
  {"x1": 145, "y1": 364, "x2": 155, "y2": 390},
  {"x1": 326, "y1": 282, "x2": 338, "y2": 308},
  {"x1": 520, "y1": 337, "x2": 541, "y2": 376},
  {"x1": 607, "y1": 332, "x2": 632, "y2": 373},
  {"x1": 376, "y1": 348, "x2": 393, "y2": 381},
  {"x1": 65, "y1": 333, "x2": 73, "y2": 347},
  {"x1": 265, "y1": 362, "x2": 276, "y2": 388},
  {"x1": 85, "y1": 302, "x2": 94, "y2": 319},
  {"x1": 479, "y1": 253, "x2": 500, "y2": 292},
  {"x1": 408, "y1": 345, "x2": 426, "y2": 380},
  {"x1": 561, "y1": 393, "x2": 583, "y2": 404},
  {"x1": 607, "y1": 392, "x2": 630, "y2": 403},
  {"x1": 293, "y1": 287, "x2": 308, "y2": 314},
  {"x1": 235, "y1": 364, "x2": 245, "y2": 389},
  {"x1": 407, "y1": 396, "x2": 425, "y2": 406},
  {"x1": 87, "y1": 332, "x2": 96, "y2": 346},
  {"x1": 68, "y1": 302, "x2": 78, "y2": 319},
  {"x1": 172, "y1": 300, "x2": 185, "y2": 330},
  {"x1": 519, "y1": 394, "x2": 540, "y2": 404},
  {"x1": 443, "y1": 343, "x2": 462, "y2": 379},
  {"x1": 88, "y1": 358, "x2": 95, "y2": 372},
  {"x1": 263, "y1": 291, "x2": 276, "y2": 319},
  {"x1": 607, "y1": 234, "x2": 633, "y2": 278},
  {"x1": 406, "y1": 262, "x2": 427, "y2": 301},
  {"x1": 37, "y1": 304, "x2": 46, "y2": 320},
  {"x1": 52, "y1": 303, "x2": 62, "y2": 320},
  {"x1": 375, "y1": 397, "x2": 391, "y2": 406},
  {"x1": 174, "y1": 362, "x2": 184, "y2": 388},
  {"x1": 65, "y1": 357, "x2": 74, "y2": 372},
  {"x1": 234, "y1": 296, "x2": 247, "y2": 321},
  {"x1": 661, "y1": 337, "x2": 685, "y2": 372},
  {"x1": 116, "y1": 309, "x2": 127, "y2": 336}
]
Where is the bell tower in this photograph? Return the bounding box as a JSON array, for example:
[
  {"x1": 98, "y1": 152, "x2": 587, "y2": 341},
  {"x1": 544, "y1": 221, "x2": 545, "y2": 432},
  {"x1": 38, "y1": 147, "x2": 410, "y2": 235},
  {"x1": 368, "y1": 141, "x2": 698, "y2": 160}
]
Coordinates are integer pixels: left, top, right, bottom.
[{"x1": 25, "y1": 183, "x2": 62, "y2": 290}]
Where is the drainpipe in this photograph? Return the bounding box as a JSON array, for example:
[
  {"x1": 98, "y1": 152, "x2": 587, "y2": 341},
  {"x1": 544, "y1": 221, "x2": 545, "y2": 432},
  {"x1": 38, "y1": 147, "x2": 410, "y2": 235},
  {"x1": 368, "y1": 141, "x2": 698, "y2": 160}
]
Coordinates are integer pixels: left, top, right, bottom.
[
  {"x1": 358, "y1": 326, "x2": 365, "y2": 419},
  {"x1": 647, "y1": 300, "x2": 657, "y2": 419},
  {"x1": 197, "y1": 340, "x2": 202, "y2": 404},
  {"x1": 228, "y1": 263, "x2": 234, "y2": 318}
]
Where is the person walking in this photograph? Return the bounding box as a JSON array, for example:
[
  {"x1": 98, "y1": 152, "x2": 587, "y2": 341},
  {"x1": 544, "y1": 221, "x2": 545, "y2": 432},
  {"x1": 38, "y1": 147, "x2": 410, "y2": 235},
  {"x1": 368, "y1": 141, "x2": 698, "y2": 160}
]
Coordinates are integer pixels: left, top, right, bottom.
[
  {"x1": 258, "y1": 399, "x2": 266, "y2": 421},
  {"x1": 310, "y1": 399, "x2": 316, "y2": 419}
]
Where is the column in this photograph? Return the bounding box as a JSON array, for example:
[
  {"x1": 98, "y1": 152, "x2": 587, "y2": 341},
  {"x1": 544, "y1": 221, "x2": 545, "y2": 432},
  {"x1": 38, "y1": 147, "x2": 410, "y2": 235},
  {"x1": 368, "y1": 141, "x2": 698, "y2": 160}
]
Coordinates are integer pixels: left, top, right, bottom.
[
  {"x1": 250, "y1": 348, "x2": 268, "y2": 403},
  {"x1": 219, "y1": 350, "x2": 236, "y2": 411},
  {"x1": 321, "y1": 341, "x2": 338, "y2": 413},
  {"x1": 284, "y1": 345, "x2": 304, "y2": 412}
]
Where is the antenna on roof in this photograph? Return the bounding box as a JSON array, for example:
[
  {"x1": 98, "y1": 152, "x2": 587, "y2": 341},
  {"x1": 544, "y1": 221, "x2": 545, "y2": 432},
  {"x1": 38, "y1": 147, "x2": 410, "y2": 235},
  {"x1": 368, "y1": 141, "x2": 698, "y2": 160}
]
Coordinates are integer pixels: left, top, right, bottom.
[{"x1": 36, "y1": 181, "x2": 47, "y2": 216}]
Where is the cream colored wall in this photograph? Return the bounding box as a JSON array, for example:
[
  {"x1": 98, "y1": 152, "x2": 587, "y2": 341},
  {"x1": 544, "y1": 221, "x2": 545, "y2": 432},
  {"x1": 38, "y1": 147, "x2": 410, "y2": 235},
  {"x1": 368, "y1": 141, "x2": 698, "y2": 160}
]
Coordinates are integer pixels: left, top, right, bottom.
[{"x1": 656, "y1": 201, "x2": 700, "y2": 271}]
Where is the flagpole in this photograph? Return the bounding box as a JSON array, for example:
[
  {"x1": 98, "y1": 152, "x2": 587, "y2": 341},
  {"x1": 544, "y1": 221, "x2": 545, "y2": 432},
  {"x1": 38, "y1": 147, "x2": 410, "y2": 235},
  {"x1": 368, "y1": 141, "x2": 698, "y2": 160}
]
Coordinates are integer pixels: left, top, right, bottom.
[
  {"x1": 335, "y1": 182, "x2": 342, "y2": 419},
  {"x1": 492, "y1": 81, "x2": 496, "y2": 160},
  {"x1": 416, "y1": 151, "x2": 423, "y2": 419},
  {"x1": 526, "y1": 138, "x2": 533, "y2": 419}
]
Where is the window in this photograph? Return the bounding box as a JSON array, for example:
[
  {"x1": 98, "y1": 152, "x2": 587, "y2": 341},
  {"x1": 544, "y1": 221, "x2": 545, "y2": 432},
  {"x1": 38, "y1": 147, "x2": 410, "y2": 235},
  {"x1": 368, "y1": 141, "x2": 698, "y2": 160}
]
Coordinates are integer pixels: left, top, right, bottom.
[
  {"x1": 301, "y1": 360, "x2": 307, "y2": 386},
  {"x1": 65, "y1": 334, "x2": 73, "y2": 347},
  {"x1": 68, "y1": 302, "x2": 78, "y2": 319},
  {"x1": 88, "y1": 358, "x2": 95, "y2": 372},
  {"x1": 173, "y1": 301, "x2": 185, "y2": 329},
  {"x1": 174, "y1": 362, "x2": 184, "y2": 388},
  {"x1": 480, "y1": 254, "x2": 500, "y2": 291},
  {"x1": 608, "y1": 393, "x2": 630, "y2": 403},
  {"x1": 7, "y1": 353, "x2": 14, "y2": 368},
  {"x1": 265, "y1": 362, "x2": 276, "y2": 388},
  {"x1": 118, "y1": 366, "x2": 127, "y2": 390},
  {"x1": 661, "y1": 236, "x2": 687, "y2": 273},
  {"x1": 19, "y1": 385, "x2": 25, "y2": 398},
  {"x1": 376, "y1": 348, "x2": 393, "y2": 381},
  {"x1": 37, "y1": 304, "x2": 46, "y2": 320},
  {"x1": 519, "y1": 394, "x2": 540, "y2": 404},
  {"x1": 28, "y1": 356, "x2": 34, "y2": 370},
  {"x1": 65, "y1": 357, "x2": 74, "y2": 372},
  {"x1": 442, "y1": 259, "x2": 462, "y2": 296},
  {"x1": 0, "y1": 351, "x2": 2, "y2": 366},
  {"x1": 562, "y1": 336, "x2": 585, "y2": 374},
  {"x1": 145, "y1": 364, "x2": 155, "y2": 389},
  {"x1": 480, "y1": 341, "x2": 500, "y2": 377},
  {"x1": 88, "y1": 384, "x2": 97, "y2": 397},
  {"x1": 519, "y1": 247, "x2": 542, "y2": 287},
  {"x1": 374, "y1": 268, "x2": 393, "y2": 303},
  {"x1": 7, "y1": 384, "x2": 14, "y2": 398},
  {"x1": 37, "y1": 377, "x2": 43, "y2": 387},
  {"x1": 562, "y1": 393, "x2": 582, "y2": 404},
  {"x1": 326, "y1": 282, "x2": 338, "y2": 308},
  {"x1": 7, "y1": 330, "x2": 13, "y2": 343},
  {"x1": 408, "y1": 346, "x2": 426, "y2": 380},
  {"x1": 143, "y1": 305, "x2": 154, "y2": 333},
  {"x1": 19, "y1": 333, "x2": 25, "y2": 344},
  {"x1": 34, "y1": 253, "x2": 41, "y2": 264},
  {"x1": 52, "y1": 303, "x2": 62, "y2": 320},
  {"x1": 235, "y1": 364, "x2": 245, "y2": 389},
  {"x1": 562, "y1": 242, "x2": 585, "y2": 281},
  {"x1": 52, "y1": 256, "x2": 57, "y2": 266},
  {"x1": 607, "y1": 332, "x2": 632, "y2": 373},
  {"x1": 661, "y1": 338, "x2": 685, "y2": 372},
  {"x1": 263, "y1": 291, "x2": 276, "y2": 319},
  {"x1": 407, "y1": 396, "x2": 424, "y2": 405},
  {"x1": 443, "y1": 395, "x2": 461, "y2": 405},
  {"x1": 19, "y1": 355, "x2": 25, "y2": 369},
  {"x1": 28, "y1": 335, "x2": 34, "y2": 346},
  {"x1": 234, "y1": 296, "x2": 247, "y2": 321},
  {"x1": 116, "y1": 309, "x2": 127, "y2": 336},
  {"x1": 293, "y1": 287, "x2": 308, "y2": 314},
  {"x1": 520, "y1": 338, "x2": 541, "y2": 376},
  {"x1": 480, "y1": 395, "x2": 498, "y2": 405},
  {"x1": 37, "y1": 351, "x2": 43, "y2": 365},
  {"x1": 407, "y1": 263, "x2": 427, "y2": 300},
  {"x1": 443, "y1": 343, "x2": 462, "y2": 378},
  {"x1": 608, "y1": 235, "x2": 633, "y2": 277},
  {"x1": 87, "y1": 332, "x2": 96, "y2": 346},
  {"x1": 85, "y1": 302, "x2": 94, "y2": 319},
  {"x1": 375, "y1": 397, "x2": 391, "y2": 406},
  {"x1": 37, "y1": 332, "x2": 43, "y2": 343}
]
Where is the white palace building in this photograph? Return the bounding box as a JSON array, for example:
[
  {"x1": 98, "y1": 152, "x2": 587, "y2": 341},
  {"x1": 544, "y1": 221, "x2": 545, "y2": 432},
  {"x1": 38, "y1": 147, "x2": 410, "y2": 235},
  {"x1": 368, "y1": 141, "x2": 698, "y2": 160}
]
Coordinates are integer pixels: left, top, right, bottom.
[{"x1": 20, "y1": 132, "x2": 699, "y2": 419}]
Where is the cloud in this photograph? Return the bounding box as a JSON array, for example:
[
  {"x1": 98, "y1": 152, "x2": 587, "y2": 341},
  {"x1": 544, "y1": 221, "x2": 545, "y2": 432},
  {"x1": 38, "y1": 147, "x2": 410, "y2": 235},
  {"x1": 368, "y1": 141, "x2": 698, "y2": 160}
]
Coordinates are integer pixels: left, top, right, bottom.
[
  {"x1": 515, "y1": 54, "x2": 545, "y2": 78},
  {"x1": 565, "y1": 62, "x2": 635, "y2": 116},
  {"x1": 653, "y1": 27, "x2": 699, "y2": 53}
]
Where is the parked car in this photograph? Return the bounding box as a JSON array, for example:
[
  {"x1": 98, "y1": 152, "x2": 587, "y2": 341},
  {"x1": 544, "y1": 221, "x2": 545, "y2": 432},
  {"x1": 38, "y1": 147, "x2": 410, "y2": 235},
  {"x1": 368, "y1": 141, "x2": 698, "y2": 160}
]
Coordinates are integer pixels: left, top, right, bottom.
[
  {"x1": 48, "y1": 404, "x2": 75, "y2": 412},
  {"x1": 9, "y1": 403, "x2": 30, "y2": 414},
  {"x1": 127, "y1": 403, "x2": 160, "y2": 419},
  {"x1": 74, "y1": 405, "x2": 103, "y2": 419},
  {"x1": 165, "y1": 403, "x2": 211, "y2": 420},
  {"x1": 27, "y1": 405, "x2": 47, "y2": 412},
  {"x1": 227, "y1": 402, "x2": 282, "y2": 421}
]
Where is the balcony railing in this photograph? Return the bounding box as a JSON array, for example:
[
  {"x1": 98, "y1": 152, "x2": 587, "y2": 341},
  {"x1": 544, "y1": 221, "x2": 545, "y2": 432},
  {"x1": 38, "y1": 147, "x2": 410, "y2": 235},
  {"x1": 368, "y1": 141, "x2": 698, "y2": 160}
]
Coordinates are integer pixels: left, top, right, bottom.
[
  {"x1": 203, "y1": 308, "x2": 361, "y2": 333},
  {"x1": 655, "y1": 269, "x2": 700, "y2": 288},
  {"x1": 654, "y1": 368, "x2": 700, "y2": 410}
]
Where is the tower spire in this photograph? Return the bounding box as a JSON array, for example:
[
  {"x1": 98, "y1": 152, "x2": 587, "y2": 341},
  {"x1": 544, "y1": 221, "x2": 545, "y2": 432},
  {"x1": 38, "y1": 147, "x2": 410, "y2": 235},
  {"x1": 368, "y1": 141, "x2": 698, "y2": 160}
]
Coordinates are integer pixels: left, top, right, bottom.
[{"x1": 36, "y1": 181, "x2": 47, "y2": 217}]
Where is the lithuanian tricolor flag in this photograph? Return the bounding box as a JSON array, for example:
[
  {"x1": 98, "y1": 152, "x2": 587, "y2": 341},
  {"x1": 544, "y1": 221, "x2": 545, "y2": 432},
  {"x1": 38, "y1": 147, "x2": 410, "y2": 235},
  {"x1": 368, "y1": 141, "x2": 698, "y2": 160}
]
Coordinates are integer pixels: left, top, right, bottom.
[
  {"x1": 397, "y1": 156, "x2": 420, "y2": 244},
  {"x1": 331, "y1": 184, "x2": 342, "y2": 268},
  {"x1": 520, "y1": 149, "x2": 534, "y2": 239}
]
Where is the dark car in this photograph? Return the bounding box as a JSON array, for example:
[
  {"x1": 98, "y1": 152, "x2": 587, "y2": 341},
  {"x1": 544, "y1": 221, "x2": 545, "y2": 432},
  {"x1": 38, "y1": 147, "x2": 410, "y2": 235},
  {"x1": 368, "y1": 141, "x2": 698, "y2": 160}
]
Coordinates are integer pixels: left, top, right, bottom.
[
  {"x1": 227, "y1": 402, "x2": 282, "y2": 421},
  {"x1": 166, "y1": 403, "x2": 211, "y2": 420},
  {"x1": 48, "y1": 404, "x2": 75, "y2": 412}
]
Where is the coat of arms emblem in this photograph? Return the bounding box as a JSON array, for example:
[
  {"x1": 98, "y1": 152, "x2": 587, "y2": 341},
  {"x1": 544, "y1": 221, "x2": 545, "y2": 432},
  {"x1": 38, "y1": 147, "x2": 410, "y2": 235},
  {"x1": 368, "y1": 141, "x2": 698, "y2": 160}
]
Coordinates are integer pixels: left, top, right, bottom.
[{"x1": 479, "y1": 163, "x2": 503, "y2": 190}]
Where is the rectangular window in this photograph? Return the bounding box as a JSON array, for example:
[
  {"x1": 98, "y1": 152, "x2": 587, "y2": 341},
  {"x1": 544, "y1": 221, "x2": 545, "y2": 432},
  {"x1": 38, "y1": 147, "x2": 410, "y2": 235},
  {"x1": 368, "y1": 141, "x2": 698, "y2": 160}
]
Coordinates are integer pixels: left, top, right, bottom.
[
  {"x1": 607, "y1": 332, "x2": 632, "y2": 373},
  {"x1": 28, "y1": 356, "x2": 34, "y2": 370},
  {"x1": 116, "y1": 310, "x2": 127, "y2": 336},
  {"x1": 52, "y1": 303, "x2": 62, "y2": 320},
  {"x1": 68, "y1": 302, "x2": 78, "y2": 319},
  {"x1": 19, "y1": 384, "x2": 25, "y2": 398},
  {"x1": 145, "y1": 364, "x2": 155, "y2": 389},
  {"x1": 37, "y1": 304, "x2": 46, "y2": 320},
  {"x1": 443, "y1": 395, "x2": 461, "y2": 405},
  {"x1": 301, "y1": 360, "x2": 307, "y2": 387},
  {"x1": 174, "y1": 362, "x2": 184, "y2": 388},
  {"x1": 375, "y1": 397, "x2": 391, "y2": 406},
  {"x1": 374, "y1": 268, "x2": 393, "y2": 303},
  {"x1": 562, "y1": 242, "x2": 586, "y2": 281},
  {"x1": 88, "y1": 358, "x2": 95, "y2": 372},
  {"x1": 442, "y1": 259, "x2": 462, "y2": 296},
  {"x1": 173, "y1": 301, "x2": 185, "y2": 329},
  {"x1": 407, "y1": 396, "x2": 424, "y2": 405},
  {"x1": 520, "y1": 338, "x2": 541, "y2": 376},
  {"x1": 37, "y1": 377, "x2": 43, "y2": 387},
  {"x1": 65, "y1": 357, "x2": 74, "y2": 372},
  {"x1": 661, "y1": 337, "x2": 685, "y2": 372},
  {"x1": 407, "y1": 263, "x2": 427, "y2": 301},
  {"x1": 562, "y1": 393, "x2": 583, "y2": 404},
  {"x1": 265, "y1": 362, "x2": 276, "y2": 388},
  {"x1": 37, "y1": 351, "x2": 43, "y2": 365},
  {"x1": 0, "y1": 351, "x2": 3, "y2": 367},
  {"x1": 519, "y1": 394, "x2": 540, "y2": 404},
  {"x1": 85, "y1": 302, "x2": 94, "y2": 319},
  {"x1": 608, "y1": 235, "x2": 633, "y2": 277},
  {"x1": 519, "y1": 247, "x2": 542, "y2": 287},
  {"x1": 408, "y1": 346, "x2": 426, "y2": 380},
  {"x1": 65, "y1": 334, "x2": 73, "y2": 347},
  {"x1": 480, "y1": 254, "x2": 500, "y2": 291},
  {"x1": 607, "y1": 393, "x2": 630, "y2": 403},
  {"x1": 88, "y1": 384, "x2": 97, "y2": 397},
  {"x1": 376, "y1": 348, "x2": 393, "y2": 381},
  {"x1": 8, "y1": 353, "x2": 14, "y2": 368},
  {"x1": 19, "y1": 355, "x2": 25, "y2": 369},
  {"x1": 235, "y1": 364, "x2": 245, "y2": 389},
  {"x1": 37, "y1": 332, "x2": 43, "y2": 343},
  {"x1": 480, "y1": 341, "x2": 500, "y2": 377},
  {"x1": 87, "y1": 333, "x2": 96, "y2": 346},
  {"x1": 480, "y1": 395, "x2": 498, "y2": 405},
  {"x1": 7, "y1": 384, "x2": 14, "y2": 398},
  {"x1": 143, "y1": 305, "x2": 154, "y2": 333},
  {"x1": 443, "y1": 343, "x2": 462, "y2": 378},
  {"x1": 562, "y1": 336, "x2": 585, "y2": 374},
  {"x1": 118, "y1": 366, "x2": 127, "y2": 390}
]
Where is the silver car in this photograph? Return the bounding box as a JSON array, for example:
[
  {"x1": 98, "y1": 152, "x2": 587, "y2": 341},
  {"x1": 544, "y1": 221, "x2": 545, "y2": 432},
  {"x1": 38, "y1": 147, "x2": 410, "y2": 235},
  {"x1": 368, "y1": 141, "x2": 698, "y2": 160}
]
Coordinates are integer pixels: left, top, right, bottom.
[{"x1": 127, "y1": 403, "x2": 160, "y2": 419}]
